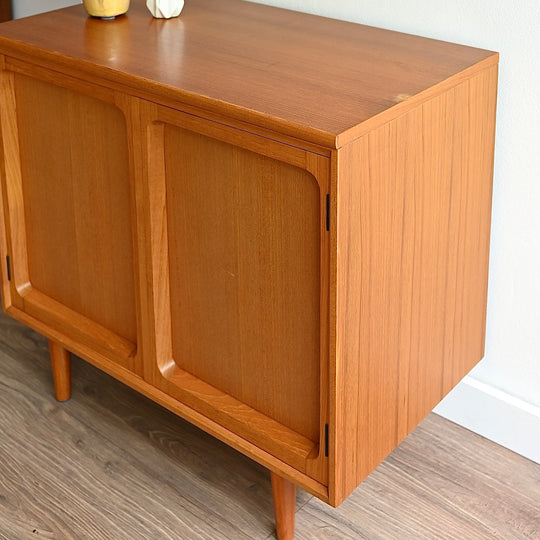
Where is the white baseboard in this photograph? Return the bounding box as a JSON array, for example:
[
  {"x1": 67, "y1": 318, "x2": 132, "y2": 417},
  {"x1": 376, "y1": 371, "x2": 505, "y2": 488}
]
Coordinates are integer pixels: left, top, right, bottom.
[{"x1": 434, "y1": 376, "x2": 540, "y2": 464}]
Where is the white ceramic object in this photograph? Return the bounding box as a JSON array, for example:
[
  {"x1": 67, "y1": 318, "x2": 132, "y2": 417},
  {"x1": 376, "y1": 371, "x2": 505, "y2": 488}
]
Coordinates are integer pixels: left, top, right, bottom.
[{"x1": 146, "y1": 0, "x2": 184, "y2": 19}]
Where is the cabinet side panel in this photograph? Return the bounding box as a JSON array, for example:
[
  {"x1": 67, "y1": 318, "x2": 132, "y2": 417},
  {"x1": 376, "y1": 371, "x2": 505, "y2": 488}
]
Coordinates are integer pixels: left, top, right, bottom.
[
  {"x1": 163, "y1": 126, "x2": 321, "y2": 442},
  {"x1": 14, "y1": 74, "x2": 137, "y2": 344},
  {"x1": 334, "y1": 65, "x2": 497, "y2": 503}
]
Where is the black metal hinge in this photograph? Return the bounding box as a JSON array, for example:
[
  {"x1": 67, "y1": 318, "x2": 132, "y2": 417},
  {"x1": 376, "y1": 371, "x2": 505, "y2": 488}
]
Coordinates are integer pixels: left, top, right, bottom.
[
  {"x1": 6, "y1": 255, "x2": 11, "y2": 281},
  {"x1": 324, "y1": 423, "x2": 329, "y2": 457},
  {"x1": 325, "y1": 194, "x2": 330, "y2": 231}
]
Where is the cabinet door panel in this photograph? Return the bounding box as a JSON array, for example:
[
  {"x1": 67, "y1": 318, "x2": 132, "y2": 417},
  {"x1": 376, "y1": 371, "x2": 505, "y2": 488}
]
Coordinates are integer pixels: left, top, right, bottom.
[
  {"x1": 164, "y1": 126, "x2": 321, "y2": 441},
  {"x1": 2, "y1": 73, "x2": 137, "y2": 364},
  {"x1": 139, "y1": 105, "x2": 329, "y2": 479}
]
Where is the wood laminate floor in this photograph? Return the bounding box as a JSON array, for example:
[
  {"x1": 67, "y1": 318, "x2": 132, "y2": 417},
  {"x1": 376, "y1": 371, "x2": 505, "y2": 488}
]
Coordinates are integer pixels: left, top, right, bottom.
[{"x1": 0, "y1": 311, "x2": 538, "y2": 539}]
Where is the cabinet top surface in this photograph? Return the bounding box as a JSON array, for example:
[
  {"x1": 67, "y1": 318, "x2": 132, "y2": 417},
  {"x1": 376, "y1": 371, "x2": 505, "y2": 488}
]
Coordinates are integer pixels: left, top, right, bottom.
[{"x1": 0, "y1": 0, "x2": 497, "y2": 147}]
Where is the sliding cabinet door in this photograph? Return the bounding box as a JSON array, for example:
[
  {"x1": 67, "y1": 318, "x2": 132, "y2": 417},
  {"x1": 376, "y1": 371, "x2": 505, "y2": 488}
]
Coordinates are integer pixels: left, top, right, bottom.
[
  {"x1": 0, "y1": 67, "x2": 138, "y2": 369},
  {"x1": 137, "y1": 102, "x2": 330, "y2": 483}
]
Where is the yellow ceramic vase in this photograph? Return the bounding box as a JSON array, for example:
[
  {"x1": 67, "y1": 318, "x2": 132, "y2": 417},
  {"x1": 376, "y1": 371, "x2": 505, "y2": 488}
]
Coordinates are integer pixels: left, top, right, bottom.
[{"x1": 82, "y1": 0, "x2": 130, "y2": 19}]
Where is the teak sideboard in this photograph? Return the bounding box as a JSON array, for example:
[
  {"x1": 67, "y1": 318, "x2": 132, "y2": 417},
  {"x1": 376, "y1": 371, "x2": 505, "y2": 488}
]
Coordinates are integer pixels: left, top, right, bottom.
[{"x1": 0, "y1": 1, "x2": 497, "y2": 538}]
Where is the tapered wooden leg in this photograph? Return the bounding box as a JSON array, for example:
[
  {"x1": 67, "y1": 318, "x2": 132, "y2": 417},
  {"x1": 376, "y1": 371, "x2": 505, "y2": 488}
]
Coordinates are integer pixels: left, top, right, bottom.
[
  {"x1": 271, "y1": 472, "x2": 296, "y2": 540},
  {"x1": 49, "y1": 340, "x2": 71, "y2": 402}
]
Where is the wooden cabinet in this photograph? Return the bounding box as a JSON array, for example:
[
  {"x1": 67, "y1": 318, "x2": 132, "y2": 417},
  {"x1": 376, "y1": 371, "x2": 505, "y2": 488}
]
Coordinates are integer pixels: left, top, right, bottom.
[
  {"x1": 0, "y1": 1, "x2": 497, "y2": 538},
  {"x1": 0, "y1": 0, "x2": 10, "y2": 23}
]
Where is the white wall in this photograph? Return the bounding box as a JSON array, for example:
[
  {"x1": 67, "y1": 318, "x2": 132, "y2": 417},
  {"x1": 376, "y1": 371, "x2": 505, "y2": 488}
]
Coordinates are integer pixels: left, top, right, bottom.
[
  {"x1": 13, "y1": 0, "x2": 540, "y2": 460},
  {"x1": 13, "y1": 0, "x2": 80, "y2": 19}
]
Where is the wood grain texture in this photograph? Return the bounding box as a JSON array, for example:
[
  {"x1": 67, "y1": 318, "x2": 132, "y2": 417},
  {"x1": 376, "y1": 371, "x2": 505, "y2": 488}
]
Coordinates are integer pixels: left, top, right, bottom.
[
  {"x1": 0, "y1": 67, "x2": 28, "y2": 309},
  {"x1": 49, "y1": 339, "x2": 71, "y2": 402},
  {"x1": 1, "y1": 312, "x2": 538, "y2": 539},
  {"x1": 129, "y1": 99, "x2": 330, "y2": 483},
  {"x1": 21, "y1": 289, "x2": 135, "y2": 366},
  {"x1": 164, "y1": 125, "x2": 320, "y2": 442},
  {"x1": 0, "y1": 0, "x2": 10, "y2": 23},
  {"x1": 5, "y1": 54, "x2": 332, "y2": 161},
  {"x1": 332, "y1": 65, "x2": 498, "y2": 505},
  {"x1": 11, "y1": 74, "x2": 137, "y2": 347},
  {"x1": 296, "y1": 413, "x2": 540, "y2": 540},
  {"x1": 0, "y1": 60, "x2": 11, "y2": 313},
  {"x1": 0, "y1": 0, "x2": 497, "y2": 147},
  {"x1": 271, "y1": 473, "x2": 296, "y2": 540},
  {"x1": 4, "y1": 300, "x2": 329, "y2": 503},
  {"x1": 0, "y1": 312, "x2": 307, "y2": 540}
]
